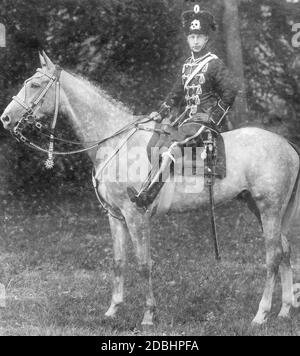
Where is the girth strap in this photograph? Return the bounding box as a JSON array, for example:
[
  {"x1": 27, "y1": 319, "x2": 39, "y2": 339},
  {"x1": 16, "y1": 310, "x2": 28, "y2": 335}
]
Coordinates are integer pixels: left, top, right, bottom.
[{"x1": 92, "y1": 169, "x2": 125, "y2": 223}]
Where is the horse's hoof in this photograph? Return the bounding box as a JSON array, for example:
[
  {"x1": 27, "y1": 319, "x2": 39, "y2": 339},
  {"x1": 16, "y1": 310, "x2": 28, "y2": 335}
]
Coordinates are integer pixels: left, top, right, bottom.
[
  {"x1": 141, "y1": 322, "x2": 154, "y2": 333},
  {"x1": 103, "y1": 313, "x2": 116, "y2": 320},
  {"x1": 104, "y1": 302, "x2": 124, "y2": 319},
  {"x1": 101, "y1": 314, "x2": 115, "y2": 325},
  {"x1": 251, "y1": 317, "x2": 267, "y2": 326},
  {"x1": 141, "y1": 308, "x2": 155, "y2": 329},
  {"x1": 251, "y1": 321, "x2": 265, "y2": 328},
  {"x1": 278, "y1": 300, "x2": 294, "y2": 320},
  {"x1": 293, "y1": 283, "x2": 300, "y2": 308},
  {"x1": 278, "y1": 312, "x2": 292, "y2": 322}
]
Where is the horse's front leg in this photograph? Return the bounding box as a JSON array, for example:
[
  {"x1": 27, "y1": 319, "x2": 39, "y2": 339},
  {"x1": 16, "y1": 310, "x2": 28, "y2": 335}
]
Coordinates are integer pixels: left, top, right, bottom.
[
  {"x1": 124, "y1": 208, "x2": 156, "y2": 326},
  {"x1": 105, "y1": 215, "x2": 128, "y2": 318}
]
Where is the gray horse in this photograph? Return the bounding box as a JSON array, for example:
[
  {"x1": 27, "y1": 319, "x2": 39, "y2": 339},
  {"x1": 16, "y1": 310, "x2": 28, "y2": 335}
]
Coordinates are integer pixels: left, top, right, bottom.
[{"x1": 1, "y1": 51, "x2": 300, "y2": 326}]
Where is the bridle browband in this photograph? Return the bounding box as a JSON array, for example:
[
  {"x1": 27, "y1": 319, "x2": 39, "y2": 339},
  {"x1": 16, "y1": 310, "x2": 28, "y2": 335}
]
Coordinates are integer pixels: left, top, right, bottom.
[{"x1": 11, "y1": 65, "x2": 155, "y2": 168}]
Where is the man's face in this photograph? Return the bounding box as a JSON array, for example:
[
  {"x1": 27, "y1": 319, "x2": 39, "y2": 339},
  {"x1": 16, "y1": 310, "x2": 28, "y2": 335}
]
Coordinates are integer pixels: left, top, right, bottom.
[{"x1": 187, "y1": 33, "x2": 208, "y2": 53}]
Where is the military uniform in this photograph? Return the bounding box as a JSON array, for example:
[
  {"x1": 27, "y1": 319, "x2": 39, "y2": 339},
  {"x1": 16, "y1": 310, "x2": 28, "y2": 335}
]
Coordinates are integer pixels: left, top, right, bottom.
[
  {"x1": 159, "y1": 51, "x2": 238, "y2": 127},
  {"x1": 127, "y1": 4, "x2": 239, "y2": 208}
]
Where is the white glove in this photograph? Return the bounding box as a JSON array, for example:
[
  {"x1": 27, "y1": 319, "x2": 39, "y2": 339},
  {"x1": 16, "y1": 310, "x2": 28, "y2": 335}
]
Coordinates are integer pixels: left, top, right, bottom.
[{"x1": 149, "y1": 111, "x2": 162, "y2": 121}]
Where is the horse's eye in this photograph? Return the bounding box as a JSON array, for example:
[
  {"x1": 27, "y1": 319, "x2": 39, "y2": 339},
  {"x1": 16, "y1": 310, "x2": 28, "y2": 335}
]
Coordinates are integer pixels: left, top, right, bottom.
[{"x1": 30, "y1": 81, "x2": 41, "y2": 88}]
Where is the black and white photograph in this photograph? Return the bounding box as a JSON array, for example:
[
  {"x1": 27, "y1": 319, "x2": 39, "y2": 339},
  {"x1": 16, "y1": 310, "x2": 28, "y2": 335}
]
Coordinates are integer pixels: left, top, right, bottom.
[{"x1": 0, "y1": 0, "x2": 300, "y2": 337}]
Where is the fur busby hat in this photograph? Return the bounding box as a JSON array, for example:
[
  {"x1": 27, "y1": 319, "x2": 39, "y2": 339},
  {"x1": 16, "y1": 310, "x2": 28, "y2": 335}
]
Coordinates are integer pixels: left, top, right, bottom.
[{"x1": 182, "y1": 4, "x2": 216, "y2": 36}]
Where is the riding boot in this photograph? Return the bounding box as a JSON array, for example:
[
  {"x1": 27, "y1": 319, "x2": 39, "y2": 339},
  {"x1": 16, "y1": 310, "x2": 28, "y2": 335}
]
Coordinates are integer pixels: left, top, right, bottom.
[
  {"x1": 127, "y1": 147, "x2": 176, "y2": 208},
  {"x1": 127, "y1": 181, "x2": 165, "y2": 208}
]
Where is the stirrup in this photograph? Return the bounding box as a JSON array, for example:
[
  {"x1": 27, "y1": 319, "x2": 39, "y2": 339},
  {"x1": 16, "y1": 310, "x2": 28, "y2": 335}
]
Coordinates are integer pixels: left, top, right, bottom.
[
  {"x1": 127, "y1": 186, "x2": 139, "y2": 203},
  {"x1": 127, "y1": 186, "x2": 148, "y2": 208}
]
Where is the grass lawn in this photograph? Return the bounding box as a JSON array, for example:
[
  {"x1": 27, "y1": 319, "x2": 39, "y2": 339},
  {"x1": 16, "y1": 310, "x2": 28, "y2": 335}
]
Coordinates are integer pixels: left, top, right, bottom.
[{"x1": 0, "y1": 183, "x2": 300, "y2": 336}]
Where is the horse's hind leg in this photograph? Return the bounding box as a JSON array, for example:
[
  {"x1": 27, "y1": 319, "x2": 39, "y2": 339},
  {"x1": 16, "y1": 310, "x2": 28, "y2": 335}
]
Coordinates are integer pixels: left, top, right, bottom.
[
  {"x1": 252, "y1": 210, "x2": 283, "y2": 325},
  {"x1": 105, "y1": 215, "x2": 128, "y2": 318},
  {"x1": 278, "y1": 233, "x2": 294, "y2": 318}
]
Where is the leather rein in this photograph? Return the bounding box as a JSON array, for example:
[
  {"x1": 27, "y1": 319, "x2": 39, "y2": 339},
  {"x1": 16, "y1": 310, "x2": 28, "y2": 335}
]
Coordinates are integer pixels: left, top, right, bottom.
[{"x1": 11, "y1": 65, "x2": 153, "y2": 168}]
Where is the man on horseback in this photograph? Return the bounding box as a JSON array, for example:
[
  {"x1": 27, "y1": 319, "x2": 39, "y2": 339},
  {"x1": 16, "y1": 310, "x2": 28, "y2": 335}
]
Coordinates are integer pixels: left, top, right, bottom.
[{"x1": 127, "y1": 4, "x2": 239, "y2": 208}]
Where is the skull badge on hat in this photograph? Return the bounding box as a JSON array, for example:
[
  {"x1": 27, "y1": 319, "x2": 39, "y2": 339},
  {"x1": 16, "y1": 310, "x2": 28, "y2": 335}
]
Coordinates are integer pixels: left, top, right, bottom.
[{"x1": 182, "y1": 4, "x2": 216, "y2": 36}]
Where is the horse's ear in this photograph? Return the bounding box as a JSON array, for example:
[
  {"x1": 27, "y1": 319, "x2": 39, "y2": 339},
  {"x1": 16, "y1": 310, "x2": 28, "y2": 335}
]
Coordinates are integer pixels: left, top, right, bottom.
[
  {"x1": 39, "y1": 51, "x2": 47, "y2": 68},
  {"x1": 41, "y1": 50, "x2": 55, "y2": 71}
]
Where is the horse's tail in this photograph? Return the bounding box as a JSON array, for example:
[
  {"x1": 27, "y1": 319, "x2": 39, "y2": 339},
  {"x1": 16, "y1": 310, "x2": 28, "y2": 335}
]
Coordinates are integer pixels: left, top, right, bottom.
[{"x1": 282, "y1": 142, "x2": 300, "y2": 234}]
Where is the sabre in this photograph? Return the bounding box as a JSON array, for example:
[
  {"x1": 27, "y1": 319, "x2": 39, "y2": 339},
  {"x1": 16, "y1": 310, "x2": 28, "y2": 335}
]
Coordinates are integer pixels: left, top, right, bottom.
[
  {"x1": 206, "y1": 132, "x2": 221, "y2": 261},
  {"x1": 208, "y1": 181, "x2": 221, "y2": 260}
]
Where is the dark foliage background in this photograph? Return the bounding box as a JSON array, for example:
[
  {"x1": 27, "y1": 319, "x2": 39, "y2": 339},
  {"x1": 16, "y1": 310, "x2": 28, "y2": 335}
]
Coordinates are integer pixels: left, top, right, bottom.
[
  {"x1": 0, "y1": 0, "x2": 300, "y2": 192},
  {"x1": 1, "y1": 0, "x2": 300, "y2": 336}
]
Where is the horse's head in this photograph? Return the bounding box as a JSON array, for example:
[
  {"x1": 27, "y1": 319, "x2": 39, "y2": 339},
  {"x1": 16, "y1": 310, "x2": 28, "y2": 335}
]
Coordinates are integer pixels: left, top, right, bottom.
[{"x1": 1, "y1": 51, "x2": 61, "y2": 137}]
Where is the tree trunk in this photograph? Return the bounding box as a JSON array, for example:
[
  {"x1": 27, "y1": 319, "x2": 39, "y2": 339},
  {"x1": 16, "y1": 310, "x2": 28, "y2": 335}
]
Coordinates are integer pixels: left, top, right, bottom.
[
  {"x1": 292, "y1": 54, "x2": 300, "y2": 92},
  {"x1": 0, "y1": 48, "x2": 7, "y2": 114},
  {"x1": 222, "y1": 0, "x2": 247, "y2": 127}
]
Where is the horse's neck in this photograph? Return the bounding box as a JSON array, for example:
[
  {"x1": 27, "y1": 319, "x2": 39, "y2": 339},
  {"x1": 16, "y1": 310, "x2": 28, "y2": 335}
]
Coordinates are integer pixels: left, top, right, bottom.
[{"x1": 59, "y1": 70, "x2": 133, "y2": 147}]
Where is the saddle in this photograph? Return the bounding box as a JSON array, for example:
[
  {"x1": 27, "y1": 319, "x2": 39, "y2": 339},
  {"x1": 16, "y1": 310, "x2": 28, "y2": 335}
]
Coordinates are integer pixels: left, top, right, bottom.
[{"x1": 147, "y1": 117, "x2": 226, "y2": 180}]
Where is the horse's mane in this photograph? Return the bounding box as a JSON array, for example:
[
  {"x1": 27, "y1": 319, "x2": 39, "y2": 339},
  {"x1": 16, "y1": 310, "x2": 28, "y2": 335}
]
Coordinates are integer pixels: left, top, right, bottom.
[{"x1": 69, "y1": 71, "x2": 133, "y2": 115}]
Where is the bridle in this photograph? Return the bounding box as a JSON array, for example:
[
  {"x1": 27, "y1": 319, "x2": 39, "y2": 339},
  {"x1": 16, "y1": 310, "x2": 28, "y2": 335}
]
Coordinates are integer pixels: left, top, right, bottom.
[
  {"x1": 10, "y1": 65, "x2": 154, "y2": 168},
  {"x1": 12, "y1": 65, "x2": 63, "y2": 168},
  {"x1": 9, "y1": 63, "x2": 162, "y2": 223}
]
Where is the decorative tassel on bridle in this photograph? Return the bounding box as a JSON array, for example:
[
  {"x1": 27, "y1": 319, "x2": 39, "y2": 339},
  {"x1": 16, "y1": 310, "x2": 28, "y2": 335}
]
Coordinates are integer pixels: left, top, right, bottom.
[{"x1": 45, "y1": 134, "x2": 55, "y2": 169}]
